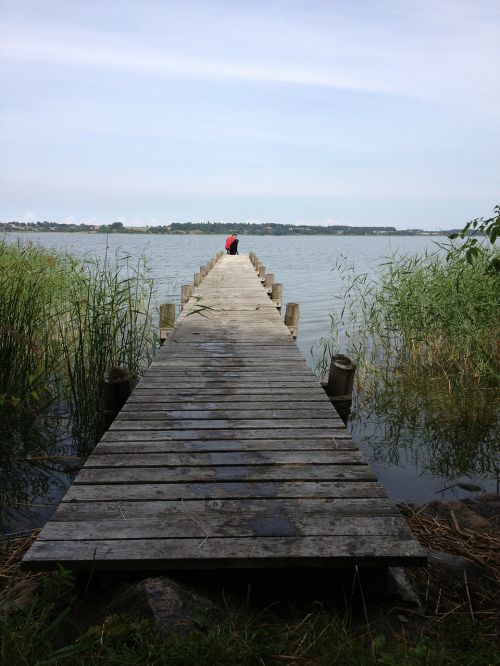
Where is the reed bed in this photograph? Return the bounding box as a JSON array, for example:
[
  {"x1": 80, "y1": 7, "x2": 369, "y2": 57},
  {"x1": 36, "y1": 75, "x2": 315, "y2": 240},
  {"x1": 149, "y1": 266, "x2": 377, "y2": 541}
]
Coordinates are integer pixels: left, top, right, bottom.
[
  {"x1": 0, "y1": 238, "x2": 158, "y2": 454},
  {"x1": 316, "y1": 249, "x2": 499, "y2": 388}
]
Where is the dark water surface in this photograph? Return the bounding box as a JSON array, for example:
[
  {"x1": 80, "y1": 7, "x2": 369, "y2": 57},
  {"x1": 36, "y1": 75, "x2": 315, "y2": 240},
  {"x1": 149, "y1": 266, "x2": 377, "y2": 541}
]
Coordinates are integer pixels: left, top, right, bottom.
[{"x1": 1, "y1": 233, "x2": 498, "y2": 535}]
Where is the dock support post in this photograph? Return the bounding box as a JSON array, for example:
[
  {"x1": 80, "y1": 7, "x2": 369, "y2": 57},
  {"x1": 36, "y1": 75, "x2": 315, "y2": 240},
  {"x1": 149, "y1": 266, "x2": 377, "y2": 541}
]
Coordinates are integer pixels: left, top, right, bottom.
[
  {"x1": 103, "y1": 366, "x2": 132, "y2": 429},
  {"x1": 159, "y1": 303, "x2": 176, "y2": 343},
  {"x1": 194, "y1": 272, "x2": 202, "y2": 287},
  {"x1": 200, "y1": 265, "x2": 208, "y2": 278},
  {"x1": 264, "y1": 273, "x2": 274, "y2": 295},
  {"x1": 285, "y1": 303, "x2": 299, "y2": 339},
  {"x1": 271, "y1": 283, "x2": 283, "y2": 311},
  {"x1": 181, "y1": 284, "x2": 193, "y2": 307},
  {"x1": 258, "y1": 264, "x2": 266, "y2": 282},
  {"x1": 322, "y1": 354, "x2": 357, "y2": 423}
]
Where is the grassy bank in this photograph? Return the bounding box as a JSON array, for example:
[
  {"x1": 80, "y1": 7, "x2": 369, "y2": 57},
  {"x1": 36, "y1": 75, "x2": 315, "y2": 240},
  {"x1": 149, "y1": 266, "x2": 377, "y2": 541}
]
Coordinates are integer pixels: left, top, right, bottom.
[{"x1": 0, "y1": 238, "x2": 158, "y2": 454}]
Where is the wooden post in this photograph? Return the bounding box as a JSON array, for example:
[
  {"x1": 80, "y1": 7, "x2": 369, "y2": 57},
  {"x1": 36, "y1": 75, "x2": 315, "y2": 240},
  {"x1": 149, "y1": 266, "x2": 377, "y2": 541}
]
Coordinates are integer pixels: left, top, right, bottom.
[
  {"x1": 271, "y1": 283, "x2": 283, "y2": 310},
  {"x1": 159, "y1": 302, "x2": 176, "y2": 343},
  {"x1": 200, "y1": 265, "x2": 208, "y2": 278},
  {"x1": 322, "y1": 354, "x2": 357, "y2": 424},
  {"x1": 194, "y1": 272, "x2": 202, "y2": 287},
  {"x1": 285, "y1": 303, "x2": 299, "y2": 339},
  {"x1": 255, "y1": 260, "x2": 262, "y2": 274},
  {"x1": 249, "y1": 252, "x2": 255, "y2": 264},
  {"x1": 181, "y1": 284, "x2": 193, "y2": 307},
  {"x1": 103, "y1": 366, "x2": 132, "y2": 429},
  {"x1": 259, "y1": 264, "x2": 266, "y2": 282},
  {"x1": 325, "y1": 354, "x2": 357, "y2": 398},
  {"x1": 264, "y1": 273, "x2": 274, "y2": 295}
]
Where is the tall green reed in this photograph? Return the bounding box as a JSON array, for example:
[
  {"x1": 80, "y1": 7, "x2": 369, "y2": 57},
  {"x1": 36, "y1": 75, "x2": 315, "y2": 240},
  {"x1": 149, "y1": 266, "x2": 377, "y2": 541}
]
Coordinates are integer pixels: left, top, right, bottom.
[
  {"x1": 58, "y1": 253, "x2": 157, "y2": 451},
  {"x1": 0, "y1": 239, "x2": 158, "y2": 454},
  {"x1": 0, "y1": 240, "x2": 68, "y2": 413},
  {"x1": 315, "y1": 248, "x2": 499, "y2": 388}
]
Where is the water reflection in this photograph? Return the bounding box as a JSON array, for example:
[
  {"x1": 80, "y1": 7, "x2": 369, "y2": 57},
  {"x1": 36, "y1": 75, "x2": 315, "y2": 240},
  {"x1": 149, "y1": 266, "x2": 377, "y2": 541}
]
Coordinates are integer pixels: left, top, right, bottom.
[
  {"x1": 348, "y1": 372, "x2": 499, "y2": 501},
  {"x1": 0, "y1": 411, "x2": 78, "y2": 535}
]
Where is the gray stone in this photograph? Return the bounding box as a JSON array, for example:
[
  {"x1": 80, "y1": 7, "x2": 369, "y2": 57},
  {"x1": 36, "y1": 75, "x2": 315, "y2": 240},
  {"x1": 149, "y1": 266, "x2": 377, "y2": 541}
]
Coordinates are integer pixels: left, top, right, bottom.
[
  {"x1": 68, "y1": 576, "x2": 220, "y2": 639},
  {"x1": 387, "y1": 567, "x2": 422, "y2": 609}
]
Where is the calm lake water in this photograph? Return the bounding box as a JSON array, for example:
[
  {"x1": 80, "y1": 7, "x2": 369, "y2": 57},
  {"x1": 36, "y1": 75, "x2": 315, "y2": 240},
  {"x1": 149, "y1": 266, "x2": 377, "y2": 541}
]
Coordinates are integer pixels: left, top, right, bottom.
[{"x1": 1, "y1": 232, "x2": 498, "y2": 534}]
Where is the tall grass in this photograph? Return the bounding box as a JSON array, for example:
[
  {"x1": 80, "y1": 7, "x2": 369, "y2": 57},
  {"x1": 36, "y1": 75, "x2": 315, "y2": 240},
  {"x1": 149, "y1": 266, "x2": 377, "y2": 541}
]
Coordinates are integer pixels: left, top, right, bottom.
[
  {"x1": 316, "y1": 248, "x2": 499, "y2": 388},
  {"x1": 0, "y1": 238, "x2": 158, "y2": 454}
]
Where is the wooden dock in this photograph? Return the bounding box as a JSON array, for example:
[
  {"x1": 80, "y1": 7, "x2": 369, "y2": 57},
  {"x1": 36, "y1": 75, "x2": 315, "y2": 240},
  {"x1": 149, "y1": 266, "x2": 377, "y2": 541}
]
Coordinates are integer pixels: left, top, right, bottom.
[{"x1": 23, "y1": 255, "x2": 426, "y2": 571}]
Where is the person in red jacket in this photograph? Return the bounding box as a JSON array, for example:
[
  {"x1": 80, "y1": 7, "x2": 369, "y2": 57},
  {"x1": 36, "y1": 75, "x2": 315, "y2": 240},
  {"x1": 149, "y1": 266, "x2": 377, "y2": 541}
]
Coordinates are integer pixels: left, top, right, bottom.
[
  {"x1": 225, "y1": 233, "x2": 238, "y2": 254},
  {"x1": 229, "y1": 235, "x2": 239, "y2": 254}
]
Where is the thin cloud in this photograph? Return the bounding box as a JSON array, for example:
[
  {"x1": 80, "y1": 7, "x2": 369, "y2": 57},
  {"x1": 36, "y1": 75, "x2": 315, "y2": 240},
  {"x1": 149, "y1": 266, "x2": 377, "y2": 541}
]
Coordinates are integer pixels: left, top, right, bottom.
[{"x1": 0, "y1": 30, "x2": 404, "y2": 97}]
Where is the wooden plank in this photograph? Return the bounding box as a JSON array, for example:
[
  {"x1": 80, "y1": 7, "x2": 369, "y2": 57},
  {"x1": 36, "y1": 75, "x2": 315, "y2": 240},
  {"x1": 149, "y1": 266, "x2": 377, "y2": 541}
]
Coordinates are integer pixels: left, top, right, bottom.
[
  {"x1": 75, "y1": 464, "x2": 376, "y2": 484},
  {"x1": 95, "y1": 439, "x2": 358, "y2": 454},
  {"x1": 63, "y1": 481, "x2": 388, "y2": 502},
  {"x1": 84, "y1": 450, "x2": 366, "y2": 467},
  {"x1": 102, "y1": 429, "x2": 347, "y2": 441},
  {"x1": 130, "y1": 388, "x2": 330, "y2": 399},
  {"x1": 110, "y1": 418, "x2": 344, "y2": 430},
  {"x1": 127, "y1": 392, "x2": 331, "y2": 403},
  {"x1": 117, "y1": 409, "x2": 339, "y2": 419},
  {"x1": 52, "y1": 498, "x2": 398, "y2": 521},
  {"x1": 23, "y1": 536, "x2": 427, "y2": 569},
  {"x1": 39, "y1": 516, "x2": 409, "y2": 541},
  {"x1": 123, "y1": 400, "x2": 335, "y2": 410}
]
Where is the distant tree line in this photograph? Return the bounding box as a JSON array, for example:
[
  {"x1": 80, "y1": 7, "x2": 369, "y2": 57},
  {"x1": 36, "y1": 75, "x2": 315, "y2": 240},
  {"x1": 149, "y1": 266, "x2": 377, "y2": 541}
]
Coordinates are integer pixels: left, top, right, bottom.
[{"x1": 0, "y1": 219, "x2": 454, "y2": 236}]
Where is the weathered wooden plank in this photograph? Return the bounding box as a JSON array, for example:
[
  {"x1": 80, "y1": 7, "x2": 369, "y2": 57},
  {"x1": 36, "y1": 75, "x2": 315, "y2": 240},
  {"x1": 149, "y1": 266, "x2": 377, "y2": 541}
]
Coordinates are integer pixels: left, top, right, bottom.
[
  {"x1": 110, "y1": 418, "x2": 344, "y2": 430},
  {"x1": 52, "y1": 498, "x2": 398, "y2": 521},
  {"x1": 123, "y1": 400, "x2": 335, "y2": 411},
  {"x1": 117, "y1": 409, "x2": 339, "y2": 420},
  {"x1": 95, "y1": 438, "x2": 357, "y2": 454},
  {"x1": 102, "y1": 428, "x2": 346, "y2": 441},
  {"x1": 75, "y1": 464, "x2": 375, "y2": 484},
  {"x1": 39, "y1": 516, "x2": 409, "y2": 541},
  {"x1": 23, "y1": 536, "x2": 427, "y2": 569},
  {"x1": 84, "y1": 450, "x2": 365, "y2": 468},
  {"x1": 130, "y1": 388, "x2": 329, "y2": 399},
  {"x1": 136, "y1": 380, "x2": 322, "y2": 388},
  {"x1": 63, "y1": 480, "x2": 388, "y2": 502}
]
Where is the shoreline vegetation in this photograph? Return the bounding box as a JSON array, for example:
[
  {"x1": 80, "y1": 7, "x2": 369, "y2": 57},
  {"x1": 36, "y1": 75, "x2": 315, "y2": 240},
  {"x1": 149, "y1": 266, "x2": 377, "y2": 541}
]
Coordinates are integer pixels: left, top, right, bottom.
[
  {"x1": 0, "y1": 238, "x2": 158, "y2": 466},
  {"x1": 314, "y1": 243, "x2": 499, "y2": 487},
  {"x1": 1, "y1": 220, "x2": 453, "y2": 236}
]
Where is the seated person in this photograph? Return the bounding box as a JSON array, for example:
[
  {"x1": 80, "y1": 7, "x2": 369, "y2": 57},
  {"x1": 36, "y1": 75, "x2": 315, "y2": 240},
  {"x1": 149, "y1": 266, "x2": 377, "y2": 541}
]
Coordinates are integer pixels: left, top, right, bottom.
[{"x1": 229, "y1": 236, "x2": 239, "y2": 255}]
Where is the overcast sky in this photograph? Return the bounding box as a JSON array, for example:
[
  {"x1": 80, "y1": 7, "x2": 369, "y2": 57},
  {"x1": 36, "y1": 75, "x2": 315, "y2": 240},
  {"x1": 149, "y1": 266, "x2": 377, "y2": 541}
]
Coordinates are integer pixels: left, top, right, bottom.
[{"x1": 1, "y1": 0, "x2": 499, "y2": 229}]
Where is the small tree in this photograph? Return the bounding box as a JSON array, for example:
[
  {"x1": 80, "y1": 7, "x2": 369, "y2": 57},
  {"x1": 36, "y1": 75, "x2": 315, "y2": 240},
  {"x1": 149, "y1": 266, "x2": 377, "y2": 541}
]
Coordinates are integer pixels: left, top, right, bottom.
[{"x1": 448, "y1": 205, "x2": 500, "y2": 274}]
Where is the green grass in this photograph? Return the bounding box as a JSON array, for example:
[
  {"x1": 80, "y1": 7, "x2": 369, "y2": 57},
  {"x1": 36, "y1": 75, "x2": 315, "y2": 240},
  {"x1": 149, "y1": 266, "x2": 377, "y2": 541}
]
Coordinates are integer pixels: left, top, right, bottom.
[{"x1": 0, "y1": 570, "x2": 498, "y2": 666}]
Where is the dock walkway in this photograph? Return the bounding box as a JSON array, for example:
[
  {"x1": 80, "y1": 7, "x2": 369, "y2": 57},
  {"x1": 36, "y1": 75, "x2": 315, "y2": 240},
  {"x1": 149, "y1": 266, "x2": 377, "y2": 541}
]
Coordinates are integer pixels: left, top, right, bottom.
[{"x1": 24, "y1": 255, "x2": 426, "y2": 571}]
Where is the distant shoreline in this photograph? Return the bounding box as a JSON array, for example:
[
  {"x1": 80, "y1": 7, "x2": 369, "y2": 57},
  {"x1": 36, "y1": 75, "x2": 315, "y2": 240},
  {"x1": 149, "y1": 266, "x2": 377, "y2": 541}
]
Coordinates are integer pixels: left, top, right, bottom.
[{"x1": 1, "y1": 221, "x2": 454, "y2": 237}]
